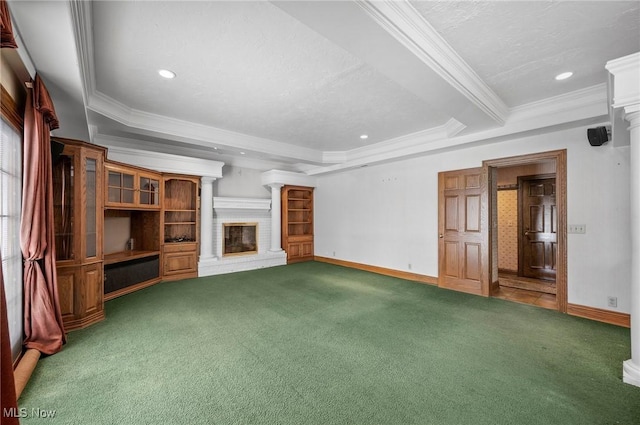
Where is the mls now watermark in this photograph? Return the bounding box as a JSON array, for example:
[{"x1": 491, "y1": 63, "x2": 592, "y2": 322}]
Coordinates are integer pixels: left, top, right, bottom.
[{"x1": 3, "y1": 407, "x2": 57, "y2": 419}]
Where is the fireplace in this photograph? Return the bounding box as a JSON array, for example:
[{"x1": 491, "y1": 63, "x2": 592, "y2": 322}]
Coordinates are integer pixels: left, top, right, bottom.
[
  {"x1": 223, "y1": 223, "x2": 258, "y2": 256},
  {"x1": 198, "y1": 197, "x2": 286, "y2": 277}
]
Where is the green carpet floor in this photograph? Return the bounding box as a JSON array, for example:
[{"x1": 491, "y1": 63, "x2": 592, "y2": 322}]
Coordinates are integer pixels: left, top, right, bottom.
[{"x1": 18, "y1": 262, "x2": 640, "y2": 424}]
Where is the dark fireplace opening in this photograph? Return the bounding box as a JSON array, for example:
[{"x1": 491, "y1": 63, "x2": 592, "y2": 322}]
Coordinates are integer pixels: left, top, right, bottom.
[{"x1": 223, "y1": 223, "x2": 258, "y2": 256}]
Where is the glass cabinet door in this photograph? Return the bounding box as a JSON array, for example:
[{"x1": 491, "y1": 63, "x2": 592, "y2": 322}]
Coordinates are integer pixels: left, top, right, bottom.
[
  {"x1": 53, "y1": 153, "x2": 74, "y2": 260},
  {"x1": 107, "y1": 169, "x2": 135, "y2": 205},
  {"x1": 85, "y1": 157, "x2": 98, "y2": 258},
  {"x1": 139, "y1": 175, "x2": 160, "y2": 207}
]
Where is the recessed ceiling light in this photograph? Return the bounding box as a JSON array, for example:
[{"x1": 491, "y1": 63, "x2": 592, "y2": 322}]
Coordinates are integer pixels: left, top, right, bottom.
[
  {"x1": 240, "y1": 151, "x2": 246, "y2": 155},
  {"x1": 158, "y1": 69, "x2": 176, "y2": 79},
  {"x1": 360, "y1": 134, "x2": 369, "y2": 140},
  {"x1": 555, "y1": 72, "x2": 573, "y2": 81}
]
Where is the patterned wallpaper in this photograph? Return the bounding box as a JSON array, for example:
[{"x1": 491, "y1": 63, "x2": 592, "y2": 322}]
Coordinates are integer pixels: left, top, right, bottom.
[{"x1": 497, "y1": 190, "x2": 518, "y2": 272}]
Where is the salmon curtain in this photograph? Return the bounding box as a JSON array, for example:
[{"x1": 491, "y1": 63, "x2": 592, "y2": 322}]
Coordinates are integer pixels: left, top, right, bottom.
[
  {"x1": 0, "y1": 0, "x2": 17, "y2": 48},
  {"x1": 21, "y1": 74, "x2": 65, "y2": 355}
]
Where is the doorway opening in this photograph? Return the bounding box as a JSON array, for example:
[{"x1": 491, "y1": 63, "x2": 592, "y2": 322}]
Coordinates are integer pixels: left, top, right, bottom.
[{"x1": 485, "y1": 150, "x2": 567, "y2": 312}]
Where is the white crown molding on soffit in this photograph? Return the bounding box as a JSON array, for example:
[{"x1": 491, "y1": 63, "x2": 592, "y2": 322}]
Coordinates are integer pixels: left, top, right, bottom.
[
  {"x1": 320, "y1": 118, "x2": 465, "y2": 165},
  {"x1": 86, "y1": 91, "x2": 324, "y2": 164},
  {"x1": 104, "y1": 144, "x2": 224, "y2": 178},
  {"x1": 306, "y1": 84, "x2": 610, "y2": 176},
  {"x1": 606, "y1": 52, "x2": 640, "y2": 110},
  {"x1": 321, "y1": 151, "x2": 348, "y2": 164},
  {"x1": 261, "y1": 169, "x2": 317, "y2": 188},
  {"x1": 345, "y1": 118, "x2": 465, "y2": 162},
  {"x1": 356, "y1": 0, "x2": 509, "y2": 126},
  {"x1": 69, "y1": 0, "x2": 96, "y2": 120},
  {"x1": 69, "y1": 0, "x2": 324, "y2": 165},
  {"x1": 93, "y1": 131, "x2": 293, "y2": 172},
  {"x1": 509, "y1": 83, "x2": 608, "y2": 123}
]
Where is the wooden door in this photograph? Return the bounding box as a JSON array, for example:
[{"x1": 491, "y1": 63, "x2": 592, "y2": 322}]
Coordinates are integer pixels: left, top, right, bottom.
[
  {"x1": 519, "y1": 176, "x2": 557, "y2": 281},
  {"x1": 438, "y1": 167, "x2": 489, "y2": 296}
]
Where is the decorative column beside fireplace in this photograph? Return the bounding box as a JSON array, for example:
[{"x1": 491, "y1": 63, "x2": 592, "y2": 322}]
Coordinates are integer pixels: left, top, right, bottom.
[
  {"x1": 268, "y1": 183, "x2": 284, "y2": 252},
  {"x1": 198, "y1": 197, "x2": 286, "y2": 276},
  {"x1": 607, "y1": 52, "x2": 640, "y2": 388},
  {"x1": 200, "y1": 176, "x2": 217, "y2": 261}
]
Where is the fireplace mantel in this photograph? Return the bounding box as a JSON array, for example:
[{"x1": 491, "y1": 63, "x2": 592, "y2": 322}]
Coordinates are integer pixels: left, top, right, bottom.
[
  {"x1": 213, "y1": 197, "x2": 271, "y2": 211},
  {"x1": 199, "y1": 196, "x2": 286, "y2": 276}
]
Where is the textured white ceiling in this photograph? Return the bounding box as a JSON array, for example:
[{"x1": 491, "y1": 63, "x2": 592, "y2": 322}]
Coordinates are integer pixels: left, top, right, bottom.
[
  {"x1": 411, "y1": 1, "x2": 640, "y2": 106},
  {"x1": 6, "y1": 0, "x2": 640, "y2": 172},
  {"x1": 92, "y1": 1, "x2": 448, "y2": 151}
]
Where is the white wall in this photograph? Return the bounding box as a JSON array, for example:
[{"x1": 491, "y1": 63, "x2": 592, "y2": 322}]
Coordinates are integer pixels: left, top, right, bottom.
[
  {"x1": 315, "y1": 124, "x2": 631, "y2": 313},
  {"x1": 215, "y1": 166, "x2": 271, "y2": 198}
]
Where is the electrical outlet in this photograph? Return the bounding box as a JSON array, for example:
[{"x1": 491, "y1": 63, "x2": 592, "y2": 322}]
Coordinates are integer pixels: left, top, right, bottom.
[
  {"x1": 568, "y1": 224, "x2": 587, "y2": 234},
  {"x1": 607, "y1": 296, "x2": 617, "y2": 308}
]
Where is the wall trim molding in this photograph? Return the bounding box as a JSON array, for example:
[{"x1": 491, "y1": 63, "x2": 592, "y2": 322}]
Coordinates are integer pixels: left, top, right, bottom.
[
  {"x1": 314, "y1": 256, "x2": 437, "y2": 285},
  {"x1": 315, "y1": 260, "x2": 630, "y2": 328},
  {"x1": 213, "y1": 197, "x2": 271, "y2": 211},
  {"x1": 567, "y1": 303, "x2": 630, "y2": 328}
]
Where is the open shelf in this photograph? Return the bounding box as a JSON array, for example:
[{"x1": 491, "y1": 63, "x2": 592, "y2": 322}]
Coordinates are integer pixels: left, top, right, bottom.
[
  {"x1": 282, "y1": 185, "x2": 314, "y2": 263},
  {"x1": 104, "y1": 250, "x2": 161, "y2": 265}
]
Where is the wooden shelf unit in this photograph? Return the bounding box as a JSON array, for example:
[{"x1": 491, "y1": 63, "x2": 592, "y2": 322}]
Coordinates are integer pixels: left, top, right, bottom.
[
  {"x1": 281, "y1": 186, "x2": 314, "y2": 263},
  {"x1": 104, "y1": 253, "x2": 161, "y2": 301},
  {"x1": 103, "y1": 209, "x2": 161, "y2": 300},
  {"x1": 52, "y1": 141, "x2": 203, "y2": 328},
  {"x1": 52, "y1": 138, "x2": 106, "y2": 331},
  {"x1": 162, "y1": 175, "x2": 200, "y2": 280}
]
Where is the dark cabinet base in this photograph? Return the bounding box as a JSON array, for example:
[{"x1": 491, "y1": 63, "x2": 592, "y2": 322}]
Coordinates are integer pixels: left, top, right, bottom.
[{"x1": 104, "y1": 254, "x2": 160, "y2": 300}]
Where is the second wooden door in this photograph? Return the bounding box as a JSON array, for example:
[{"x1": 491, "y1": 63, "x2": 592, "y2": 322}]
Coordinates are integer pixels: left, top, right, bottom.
[{"x1": 519, "y1": 176, "x2": 557, "y2": 281}]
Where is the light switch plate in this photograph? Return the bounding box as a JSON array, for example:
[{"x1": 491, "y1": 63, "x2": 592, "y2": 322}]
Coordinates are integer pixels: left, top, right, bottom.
[{"x1": 568, "y1": 224, "x2": 586, "y2": 234}]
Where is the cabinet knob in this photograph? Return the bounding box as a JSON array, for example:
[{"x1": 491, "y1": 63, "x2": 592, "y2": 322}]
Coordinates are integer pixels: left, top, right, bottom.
[{"x1": 439, "y1": 234, "x2": 444, "y2": 239}]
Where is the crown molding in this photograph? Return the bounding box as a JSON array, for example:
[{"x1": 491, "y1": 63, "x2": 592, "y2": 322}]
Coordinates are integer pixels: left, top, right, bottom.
[
  {"x1": 100, "y1": 142, "x2": 224, "y2": 178},
  {"x1": 356, "y1": 0, "x2": 509, "y2": 125},
  {"x1": 69, "y1": 0, "x2": 324, "y2": 165},
  {"x1": 86, "y1": 88, "x2": 325, "y2": 164},
  {"x1": 261, "y1": 169, "x2": 316, "y2": 188},
  {"x1": 69, "y1": 0, "x2": 96, "y2": 117},
  {"x1": 68, "y1": 0, "x2": 613, "y2": 177},
  {"x1": 322, "y1": 151, "x2": 348, "y2": 164},
  {"x1": 346, "y1": 118, "x2": 465, "y2": 163},
  {"x1": 510, "y1": 83, "x2": 607, "y2": 123},
  {"x1": 605, "y1": 52, "x2": 640, "y2": 110},
  {"x1": 306, "y1": 84, "x2": 609, "y2": 176}
]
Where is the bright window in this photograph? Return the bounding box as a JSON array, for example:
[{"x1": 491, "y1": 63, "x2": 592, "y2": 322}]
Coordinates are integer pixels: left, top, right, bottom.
[{"x1": 1, "y1": 116, "x2": 23, "y2": 361}]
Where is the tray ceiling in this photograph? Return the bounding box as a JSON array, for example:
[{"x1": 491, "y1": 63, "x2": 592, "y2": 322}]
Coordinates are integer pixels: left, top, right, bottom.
[{"x1": 7, "y1": 0, "x2": 640, "y2": 173}]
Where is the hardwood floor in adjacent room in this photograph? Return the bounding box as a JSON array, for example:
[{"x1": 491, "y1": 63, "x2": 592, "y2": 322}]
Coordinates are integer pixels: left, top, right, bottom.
[{"x1": 493, "y1": 286, "x2": 558, "y2": 310}]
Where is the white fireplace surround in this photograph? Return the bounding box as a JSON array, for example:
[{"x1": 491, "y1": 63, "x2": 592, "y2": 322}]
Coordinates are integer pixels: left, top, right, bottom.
[{"x1": 198, "y1": 197, "x2": 286, "y2": 276}]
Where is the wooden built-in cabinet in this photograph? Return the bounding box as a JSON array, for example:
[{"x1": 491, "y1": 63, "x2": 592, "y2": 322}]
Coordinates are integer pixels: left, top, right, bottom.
[
  {"x1": 162, "y1": 175, "x2": 200, "y2": 280},
  {"x1": 105, "y1": 162, "x2": 161, "y2": 209},
  {"x1": 52, "y1": 138, "x2": 106, "y2": 331},
  {"x1": 103, "y1": 209, "x2": 161, "y2": 300},
  {"x1": 103, "y1": 161, "x2": 163, "y2": 300},
  {"x1": 281, "y1": 186, "x2": 314, "y2": 263},
  {"x1": 54, "y1": 143, "x2": 201, "y2": 329}
]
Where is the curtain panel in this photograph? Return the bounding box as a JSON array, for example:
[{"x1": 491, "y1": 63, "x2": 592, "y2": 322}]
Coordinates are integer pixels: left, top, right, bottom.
[
  {"x1": 0, "y1": 0, "x2": 17, "y2": 48},
  {"x1": 21, "y1": 74, "x2": 66, "y2": 355}
]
